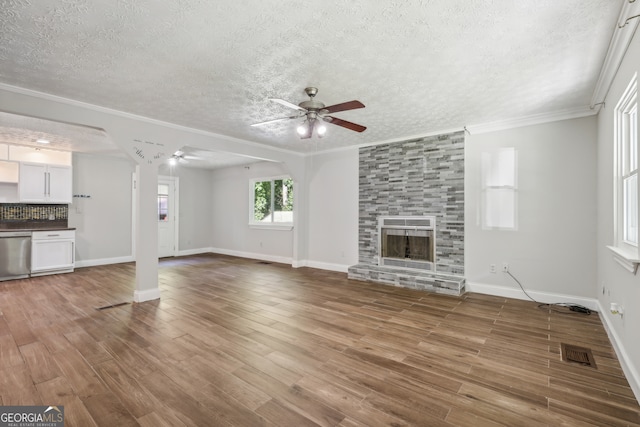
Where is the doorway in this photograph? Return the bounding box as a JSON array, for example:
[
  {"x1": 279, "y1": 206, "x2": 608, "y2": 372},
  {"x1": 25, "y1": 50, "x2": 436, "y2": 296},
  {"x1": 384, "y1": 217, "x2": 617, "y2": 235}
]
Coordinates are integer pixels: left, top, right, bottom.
[
  {"x1": 130, "y1": 173, "x2": 180, "y2": 260},
  {"x1": 158, "y1": 176, "x2": 179, "y2": 258}
]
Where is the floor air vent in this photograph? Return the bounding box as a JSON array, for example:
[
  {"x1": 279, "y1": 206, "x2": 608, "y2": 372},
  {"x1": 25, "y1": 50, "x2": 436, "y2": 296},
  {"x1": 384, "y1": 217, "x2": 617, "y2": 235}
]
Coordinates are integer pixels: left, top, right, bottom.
[
  {"x1": 256, "y1": 261, "x2": 272, "y2": 265},
  {"x1": 561, "y1": 343, "x2": 597, "y2": 369}
]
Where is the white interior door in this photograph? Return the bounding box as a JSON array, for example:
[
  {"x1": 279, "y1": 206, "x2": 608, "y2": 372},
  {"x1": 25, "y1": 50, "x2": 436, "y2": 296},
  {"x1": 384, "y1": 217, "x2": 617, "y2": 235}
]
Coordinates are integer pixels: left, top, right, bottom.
[{"x1": 158, "y1": 177, "x2": 178, "y2": 258}]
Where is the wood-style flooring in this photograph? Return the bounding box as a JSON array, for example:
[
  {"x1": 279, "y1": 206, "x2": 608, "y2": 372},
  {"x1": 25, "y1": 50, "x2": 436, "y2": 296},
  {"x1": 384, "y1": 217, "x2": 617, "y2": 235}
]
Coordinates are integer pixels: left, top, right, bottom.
[{"x1": 0, "y1": 254, "x2": 638, "y2": 426}]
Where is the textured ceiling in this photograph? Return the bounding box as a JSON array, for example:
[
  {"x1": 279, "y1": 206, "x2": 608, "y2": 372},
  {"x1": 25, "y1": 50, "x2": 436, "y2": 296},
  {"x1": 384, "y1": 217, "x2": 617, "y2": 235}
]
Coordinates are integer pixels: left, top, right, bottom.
[
  {"x1": 0, "y1": 0, "x2": 624, "y2": 158},
  {"x1": 0, "y1": 111, "x2": 119, "y2": 155}
]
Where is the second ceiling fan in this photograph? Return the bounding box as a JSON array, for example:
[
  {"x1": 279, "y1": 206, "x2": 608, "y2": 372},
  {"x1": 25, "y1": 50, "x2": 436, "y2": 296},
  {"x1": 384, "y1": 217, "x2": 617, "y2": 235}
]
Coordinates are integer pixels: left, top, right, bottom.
[{"x1": 251, "y1": 87, "x2": 366, "y2": 139}]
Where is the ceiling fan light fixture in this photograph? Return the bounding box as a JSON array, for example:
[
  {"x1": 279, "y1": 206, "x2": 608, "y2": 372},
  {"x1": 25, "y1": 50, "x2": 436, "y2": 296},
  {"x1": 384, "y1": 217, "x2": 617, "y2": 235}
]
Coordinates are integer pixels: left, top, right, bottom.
[
  {"x1": 169, "y1": 157, "x2": 177, "y2": 166},
  {"x1": 253, "y1": 87, "x2": 366, "y2": 138}
]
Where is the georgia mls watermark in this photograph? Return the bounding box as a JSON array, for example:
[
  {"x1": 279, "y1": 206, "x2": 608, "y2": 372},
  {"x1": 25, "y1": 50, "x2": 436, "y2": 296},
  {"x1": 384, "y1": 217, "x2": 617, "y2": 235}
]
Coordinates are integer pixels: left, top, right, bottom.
[{"x1": 0, "y1": 406, "x2": 64, "y2": 427}]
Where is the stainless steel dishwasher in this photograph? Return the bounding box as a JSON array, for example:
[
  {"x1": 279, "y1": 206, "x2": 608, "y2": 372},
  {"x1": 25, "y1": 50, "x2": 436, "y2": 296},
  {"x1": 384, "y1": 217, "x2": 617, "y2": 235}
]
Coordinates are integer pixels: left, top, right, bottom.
[{"x1": 0, "y1": 231, "x2": 32, "y2": 281}]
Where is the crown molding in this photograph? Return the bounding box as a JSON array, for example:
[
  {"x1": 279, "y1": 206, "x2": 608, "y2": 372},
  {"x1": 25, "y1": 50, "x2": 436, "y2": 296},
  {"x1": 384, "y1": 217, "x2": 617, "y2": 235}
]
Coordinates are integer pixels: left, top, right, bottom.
[
  {"x1": 0, "y1": 82, "x2": 302, "y2": 158},
  {"x1": 321, "y1": 105, "x2": 597, "y2": 154},
  {"x1": 590, "y1": 0, "x2": 640, "y2": 113},
  {"x1": 465, "y1": 106, "x2": 597, "y2": 135}
]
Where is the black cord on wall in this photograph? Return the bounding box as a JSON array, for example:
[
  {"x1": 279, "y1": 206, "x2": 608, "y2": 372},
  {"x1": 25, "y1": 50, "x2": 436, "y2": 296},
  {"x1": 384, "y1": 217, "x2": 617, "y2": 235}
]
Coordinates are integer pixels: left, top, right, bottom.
[{"x1": 504, "y1": 270, "x2": 592, "y2": 315}]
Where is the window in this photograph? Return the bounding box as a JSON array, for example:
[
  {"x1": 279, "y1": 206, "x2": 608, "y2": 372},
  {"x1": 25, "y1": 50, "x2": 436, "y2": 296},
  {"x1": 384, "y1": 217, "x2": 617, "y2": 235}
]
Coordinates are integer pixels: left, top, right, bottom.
[
  {"x1": 610, "y1": 73, "x2": 639, "y2": 271},
  {"x1": 158, "y1": 183, "x2": 169, "y2": 221},
  {"x1": 250, "y1": 177, "x2": 294, "y2": 227},
  {"x1": 615, "y1": 74, "x2": 638, "y2": 246}
]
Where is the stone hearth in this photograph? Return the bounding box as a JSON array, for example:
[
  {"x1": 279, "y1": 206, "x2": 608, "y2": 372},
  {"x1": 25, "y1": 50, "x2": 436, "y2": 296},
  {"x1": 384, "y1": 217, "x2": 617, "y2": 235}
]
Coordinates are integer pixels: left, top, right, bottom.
[{"x1": 348, "y1": 264, "x2": 465, "y2": 296}]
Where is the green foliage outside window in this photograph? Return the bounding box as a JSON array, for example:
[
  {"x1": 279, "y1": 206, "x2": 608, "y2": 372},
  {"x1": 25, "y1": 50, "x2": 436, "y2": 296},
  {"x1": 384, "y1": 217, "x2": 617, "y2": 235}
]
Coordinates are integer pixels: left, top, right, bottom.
[
  {"x1": 254, "y1": 178, "x2": 293, "y2": 222},
  {"x1": 254, "y1": 180, "x2": 272, "y2": 221}
]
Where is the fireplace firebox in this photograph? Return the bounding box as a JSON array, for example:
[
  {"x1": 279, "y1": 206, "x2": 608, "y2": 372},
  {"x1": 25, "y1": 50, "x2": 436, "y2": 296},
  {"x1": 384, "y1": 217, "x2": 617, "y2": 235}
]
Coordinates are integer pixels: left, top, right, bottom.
[{"x1": 378, "y1": 216, "x2": 435, "y2": 271}]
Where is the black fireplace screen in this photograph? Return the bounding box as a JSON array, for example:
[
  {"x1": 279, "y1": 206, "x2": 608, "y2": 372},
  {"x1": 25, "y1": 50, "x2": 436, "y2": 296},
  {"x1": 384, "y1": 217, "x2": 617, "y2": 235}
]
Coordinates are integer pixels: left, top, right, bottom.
[{"x1": 381, "y1": 229, "x2": 433, "y2": 261}]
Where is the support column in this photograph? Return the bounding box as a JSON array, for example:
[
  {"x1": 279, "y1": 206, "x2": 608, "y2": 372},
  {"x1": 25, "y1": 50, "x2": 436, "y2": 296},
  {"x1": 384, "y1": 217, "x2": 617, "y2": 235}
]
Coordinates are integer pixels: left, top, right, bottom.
[
  {"x1": 133, "y1": 163, "x2": 161, "y2": 302},
  {"x1": 287, "y1": 158, "x2": 308, "y2": 268}
]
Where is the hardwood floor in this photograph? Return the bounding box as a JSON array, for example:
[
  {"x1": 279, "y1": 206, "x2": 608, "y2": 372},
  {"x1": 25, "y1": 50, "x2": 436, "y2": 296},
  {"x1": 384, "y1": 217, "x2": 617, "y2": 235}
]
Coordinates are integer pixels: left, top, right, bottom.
[{"x1": 0, "y1": 253, "x2": 638, "y2": 426}]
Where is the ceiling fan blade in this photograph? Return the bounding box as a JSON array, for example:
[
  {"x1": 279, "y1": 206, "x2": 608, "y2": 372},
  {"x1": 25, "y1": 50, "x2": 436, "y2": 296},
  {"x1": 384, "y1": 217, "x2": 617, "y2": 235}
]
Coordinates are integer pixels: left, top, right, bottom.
[
  {"x1": 251, "y1": 115, "x2": 298, "y2": 127},
  {"x1": 324, "y1": 116, "x2": 367, "y2": 132},
  {"x1": 323, "y1": 100, "x2": 365, "y2": 114},
  {"x1": 270, "y1": 98, "x2": 307, "y2": 112}
]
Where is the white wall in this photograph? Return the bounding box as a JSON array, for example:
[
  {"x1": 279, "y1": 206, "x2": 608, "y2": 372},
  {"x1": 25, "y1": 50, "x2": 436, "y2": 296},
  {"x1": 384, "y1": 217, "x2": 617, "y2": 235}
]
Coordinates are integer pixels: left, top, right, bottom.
[
  {"x1": 465, "y1": 116, "x2": 598, "y2": 305},
  {"x1": 596, "y1": 26, "x2": 640, "y2": 399},
  {"x1": 70, "y1": 153, "x2": 135, "y2": 265},
  {"x1": 158, "y1": 164, "x2": 214, "y2": 254},
  {"x1": 210, "y1": 161, "x2": 293, "y2": 263},
  {"x1": 305, "y1": 148, "x2": 359, "y2": 271},
  {"x1": 72, "y1": 155, "x2": 215, "y2": 264}
]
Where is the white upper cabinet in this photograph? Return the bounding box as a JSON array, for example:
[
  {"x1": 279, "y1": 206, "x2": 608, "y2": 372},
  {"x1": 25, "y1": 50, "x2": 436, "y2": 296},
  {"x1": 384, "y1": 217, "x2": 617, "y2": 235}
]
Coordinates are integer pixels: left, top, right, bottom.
[
  {"x1": 19, "y1": 162, "x2": 72, "y2": 203},
  {"x1": 0, "y1": 160, "x2": 19, "y2": 183},
  {"x1": 47, "y1": 165, "x2": 72, "y2": 202},
  {"x1": 0, "y1": 160, "x2": 19, "y2": 203}
]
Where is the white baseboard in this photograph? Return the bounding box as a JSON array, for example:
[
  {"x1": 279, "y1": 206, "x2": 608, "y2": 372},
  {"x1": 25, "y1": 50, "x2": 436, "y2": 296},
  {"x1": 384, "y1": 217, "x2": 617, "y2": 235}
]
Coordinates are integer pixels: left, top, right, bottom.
[
  {"x1": 465, "y1": 281, "x2": 599, "y2": 311},
  {"x1": 296, "y1": 260, "x2": 349, "y2": 273},
  {"x1": 209, "y1": 247, "x2": 292, "y2": 265},
  {"x1": 176, "y1": 247, "x2": 213, "y2": 257},
  {"x1": 292, "y1": 259, "x2": 306, "y2": 268},
  {"x1": 597, "y1": 300, "x2": 640, "y2": 403},
  {"x1": 74, "y1": 255, "x2": 135, "y2": 268},
  {"x1": 467, "y1": 281, "x2": 639, "y2": 402},
  {"x1": 133, "y1": 287, "x2": 161, "y2": 303}
]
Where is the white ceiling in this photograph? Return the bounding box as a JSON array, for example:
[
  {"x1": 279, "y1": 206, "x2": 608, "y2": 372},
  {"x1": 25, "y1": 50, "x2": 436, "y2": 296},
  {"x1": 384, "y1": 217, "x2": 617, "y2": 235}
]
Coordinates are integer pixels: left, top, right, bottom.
[
  {"x1": 0, "y1": 0, "x2": 626, "y2": 163},
  {"x1": 0, "y1": 111, "x2": 118, "y2": 155}
]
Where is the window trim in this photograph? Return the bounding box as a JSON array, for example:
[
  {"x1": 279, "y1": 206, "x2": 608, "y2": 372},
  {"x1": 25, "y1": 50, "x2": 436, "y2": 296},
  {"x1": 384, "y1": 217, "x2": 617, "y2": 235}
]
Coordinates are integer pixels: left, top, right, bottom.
[
  {"x1": 610, "y1": 72, "x2": 639, "y2": 273},
  {"x1": 249, "y1": 175, "x2": 294, "y2": 230},
  {"x1": 158, "y1": 183, "x2": 170, "y2": 222}
]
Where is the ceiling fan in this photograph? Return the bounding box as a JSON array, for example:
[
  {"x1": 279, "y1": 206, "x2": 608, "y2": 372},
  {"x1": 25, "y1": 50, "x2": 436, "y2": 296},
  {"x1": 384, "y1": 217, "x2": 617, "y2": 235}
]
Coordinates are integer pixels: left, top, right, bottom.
[
  {"x1": 169, "y1": 150, "x2": 201, "y2": 165},
  {"x1": 251, "y1": 87, "x2": 366, "y2": 139}
]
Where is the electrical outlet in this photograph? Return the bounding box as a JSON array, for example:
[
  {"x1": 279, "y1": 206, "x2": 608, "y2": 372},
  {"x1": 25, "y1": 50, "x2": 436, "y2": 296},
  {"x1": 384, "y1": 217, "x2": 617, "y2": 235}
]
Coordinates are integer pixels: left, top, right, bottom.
[
  {"x1": 490, "y1": 264, "x2": 496, "y2": 273},
  {"x1": 502, "y1": 263, "x2": 509, "y2": 272}
]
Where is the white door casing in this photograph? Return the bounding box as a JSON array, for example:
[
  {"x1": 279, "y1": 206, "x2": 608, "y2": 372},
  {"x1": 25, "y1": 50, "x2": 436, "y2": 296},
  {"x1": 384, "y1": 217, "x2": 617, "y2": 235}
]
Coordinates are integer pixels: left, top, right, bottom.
[
  {"x1": 157, "y1": 177, "x2": 175, "y2": 257},
  {"x1": 130, "y1": 173, "x2": 179, "y2": 259}
]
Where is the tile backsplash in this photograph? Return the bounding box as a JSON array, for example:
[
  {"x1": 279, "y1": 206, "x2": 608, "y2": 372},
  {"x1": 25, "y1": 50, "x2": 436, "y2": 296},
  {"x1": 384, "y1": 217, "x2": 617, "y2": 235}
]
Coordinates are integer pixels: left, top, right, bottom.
[{"x1": 0, "y1": 203, "x2": 68, "y2": 228}]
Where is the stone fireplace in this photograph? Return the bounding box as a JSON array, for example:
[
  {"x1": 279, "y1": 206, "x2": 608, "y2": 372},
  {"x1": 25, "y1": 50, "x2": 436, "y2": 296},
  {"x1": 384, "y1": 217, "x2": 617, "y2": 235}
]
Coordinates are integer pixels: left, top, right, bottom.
[{"x1": 348, "y1": 131, "x2": 466, "y2": 296}]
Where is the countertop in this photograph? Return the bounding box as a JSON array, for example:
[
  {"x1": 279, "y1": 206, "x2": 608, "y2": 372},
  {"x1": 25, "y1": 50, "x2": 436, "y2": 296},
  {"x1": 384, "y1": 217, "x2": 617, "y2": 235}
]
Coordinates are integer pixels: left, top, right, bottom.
[
  {"x1": 0, "y1": 219, "x2": 73, "y2": 231},
  {"x1": 0, "y1": 226, "x2": 76, "y2": 232}
]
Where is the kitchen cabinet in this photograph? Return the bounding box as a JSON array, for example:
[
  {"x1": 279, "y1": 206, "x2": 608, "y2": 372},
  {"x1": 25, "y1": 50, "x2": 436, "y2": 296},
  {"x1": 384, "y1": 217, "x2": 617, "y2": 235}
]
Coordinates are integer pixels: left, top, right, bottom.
[
  {"x1": 19, "y1": 162, "x2": 72, "y2": 203},
  {"x1": 0, "y1": 160, "x2": 19, "y2": 202},
  {"x1": 31, "y1": 230, "x2": 75, "y2": 276}
]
